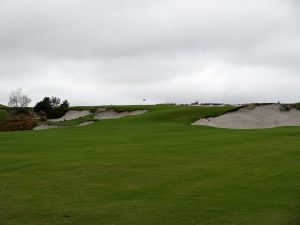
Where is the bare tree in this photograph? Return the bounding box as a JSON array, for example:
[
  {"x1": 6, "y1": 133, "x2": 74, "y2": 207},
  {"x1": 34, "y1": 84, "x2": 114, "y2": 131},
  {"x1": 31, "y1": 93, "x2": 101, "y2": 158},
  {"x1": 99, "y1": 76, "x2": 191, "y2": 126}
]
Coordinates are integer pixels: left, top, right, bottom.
[{"x1": 8, "y1": 88, "x2": 31, "y2": 108}]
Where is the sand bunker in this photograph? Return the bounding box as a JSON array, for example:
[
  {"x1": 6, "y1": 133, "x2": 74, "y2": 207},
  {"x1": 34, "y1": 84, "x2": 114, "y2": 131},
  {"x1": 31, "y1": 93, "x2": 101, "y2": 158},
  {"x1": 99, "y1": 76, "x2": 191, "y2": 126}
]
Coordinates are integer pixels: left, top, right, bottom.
[
  {"x1": 33, "y1": 124, "x2": 60, "y2": 130},
  {"x1": 190, "y1": 104, "x2": 228, "y2": 107},
  {"x1": 33, "y1": 108, "x2": 146, "y2": 130},
  {"x1": 95, "y1": 109, "x2": 146, "y2": 120},
  {"x1": 48, "y1": 108, "x2": 146, "y2": 122},
  {"x1": 33, "y1": 121, "x2": 94, "y2": 130},
  {"x1": 193, "y1": 104, "x2": 300, "y2": 129},
  {"x1": 77, "y1": 121, "x2": 95, "y2": 126},
  {"x1": 48, "y1": 110, "x2": 91, "y2": 122}
]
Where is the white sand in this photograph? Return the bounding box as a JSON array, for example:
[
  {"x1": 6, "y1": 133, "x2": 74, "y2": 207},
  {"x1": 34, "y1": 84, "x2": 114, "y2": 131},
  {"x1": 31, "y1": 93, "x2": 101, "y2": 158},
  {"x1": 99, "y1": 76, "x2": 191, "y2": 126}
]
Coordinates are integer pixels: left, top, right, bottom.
[
  {"x1": 33, "y1": 121, "x2": 94, "y2": 130},
  {"x1": 48, "y1": 110, "x2": 91, "y2": 122},
  {"x1": 193, "y1": 104, "x2": 300, "y2": 129},
  {"x1": 190, "y1": 104, "x2": 227, "y2": 107},
  {"x1": 77, "y1": 121, "x2": 94, "y2": 126},
  {"x1": 33, "y1": 124, "x2": 60, "y2": 130},
  {"x1": 95, "y1": 109, "x2": 146, "y2": 120},
  {"x1": 33, "y1": 108, "x2": 146, "y2": 130}
]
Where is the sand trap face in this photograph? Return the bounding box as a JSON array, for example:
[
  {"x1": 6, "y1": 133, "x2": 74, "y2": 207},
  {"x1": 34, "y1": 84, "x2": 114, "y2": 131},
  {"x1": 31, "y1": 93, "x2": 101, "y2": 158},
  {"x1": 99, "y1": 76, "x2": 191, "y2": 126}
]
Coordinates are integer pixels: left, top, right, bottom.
[
  {"x1": 48, "y1": 110, "x2": 91, "y2": 122},
  {"x1": 33, "y1": 124, "x2": 60, "y2": 130},
  {"x1": 33, "y1": 121, "x2": 94, "y2": 130},
  {"x1": 33, "y1": 108, "x2": 146, "y2": 130},
  {"x1": 189, "y1": 104, "x2": 228, "y2": 107},
  {"x1": 193, "y1": 104, "x2": 300, "y2": 129},
  {"x1": 77, "y1": 121, "x2": 94, "y2": 126},
  {"x1": 95, "y1": 109, "x2": 146, "y2": 120}
]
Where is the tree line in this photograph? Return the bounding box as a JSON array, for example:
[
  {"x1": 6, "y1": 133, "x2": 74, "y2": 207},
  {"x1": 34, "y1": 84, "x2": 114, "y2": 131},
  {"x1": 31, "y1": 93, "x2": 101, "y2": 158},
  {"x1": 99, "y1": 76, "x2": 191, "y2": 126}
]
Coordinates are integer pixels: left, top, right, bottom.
[{"x1": 7, "y1": 88, "x2": 69, "y2": 119}]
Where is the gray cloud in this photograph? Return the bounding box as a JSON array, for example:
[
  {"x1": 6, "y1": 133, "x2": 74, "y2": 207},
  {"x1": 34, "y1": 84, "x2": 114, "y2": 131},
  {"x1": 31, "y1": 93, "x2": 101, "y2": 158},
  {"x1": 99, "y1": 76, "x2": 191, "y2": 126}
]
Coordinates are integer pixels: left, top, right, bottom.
[{"x1": 0, "y1": 0, "x2": 300, "y2": 105}]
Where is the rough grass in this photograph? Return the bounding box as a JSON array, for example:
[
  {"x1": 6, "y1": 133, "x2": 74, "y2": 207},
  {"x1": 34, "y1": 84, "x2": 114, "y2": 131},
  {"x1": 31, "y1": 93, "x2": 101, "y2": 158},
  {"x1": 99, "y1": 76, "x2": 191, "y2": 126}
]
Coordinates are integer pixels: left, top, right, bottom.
[
  {"x1": 0, "y1": 109, "x2": 8, "y2": 121},
  {"x1": 0, "y1": 105, "x2": 300, "y2": 225}
]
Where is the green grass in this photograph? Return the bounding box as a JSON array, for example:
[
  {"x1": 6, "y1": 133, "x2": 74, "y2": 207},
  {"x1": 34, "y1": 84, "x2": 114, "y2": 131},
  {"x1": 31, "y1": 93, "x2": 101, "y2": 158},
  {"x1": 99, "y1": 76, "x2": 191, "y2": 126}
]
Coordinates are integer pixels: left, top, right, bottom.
[
  {"x1": 69, "y1": 104, "x2": 167, "y2": 112},
  {"x1": 0, "y1": 109, "x2": 9, "y2": 121},
  {"x1": 0, "y1": 105, "x2": 300, "y2": 225},
  {"x1": 0, "y1": 104, "x2": 8, "y2": 110}
]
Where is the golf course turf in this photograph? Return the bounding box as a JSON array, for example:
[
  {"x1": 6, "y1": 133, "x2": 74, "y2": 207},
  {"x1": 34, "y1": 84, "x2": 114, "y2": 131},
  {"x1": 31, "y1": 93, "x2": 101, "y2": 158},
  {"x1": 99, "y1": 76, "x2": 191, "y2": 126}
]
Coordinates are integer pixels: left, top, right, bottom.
[{"x1": 0, "y1": 105, "x2": 299, "y2": 225}]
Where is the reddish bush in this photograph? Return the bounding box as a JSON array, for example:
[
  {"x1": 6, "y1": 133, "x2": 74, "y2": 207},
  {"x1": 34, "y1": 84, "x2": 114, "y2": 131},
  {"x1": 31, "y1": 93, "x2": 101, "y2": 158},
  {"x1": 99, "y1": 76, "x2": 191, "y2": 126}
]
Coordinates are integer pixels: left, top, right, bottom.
[{"x1": 0, "y1": 115, "x2": 37, "y2": 131}]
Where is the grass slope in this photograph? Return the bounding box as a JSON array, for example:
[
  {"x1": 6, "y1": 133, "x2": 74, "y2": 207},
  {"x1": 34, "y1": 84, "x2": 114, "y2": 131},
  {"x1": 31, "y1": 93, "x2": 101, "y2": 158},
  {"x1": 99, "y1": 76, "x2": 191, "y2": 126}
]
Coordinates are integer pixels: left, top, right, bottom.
[
  {"x1": 0, "y1": 105, "x2": 300, "y2": 225},
  {"x1": 0, "y1": 104, "x2": 8, "y2": 110}
]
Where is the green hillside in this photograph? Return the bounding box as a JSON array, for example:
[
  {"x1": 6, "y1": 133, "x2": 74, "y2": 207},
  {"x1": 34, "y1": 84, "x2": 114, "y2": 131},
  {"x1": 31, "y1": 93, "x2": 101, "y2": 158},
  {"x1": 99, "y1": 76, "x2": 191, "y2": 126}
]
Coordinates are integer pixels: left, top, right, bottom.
[
  {"x1": 0, "y1": 105, "x2": 299, "y2": 225},
  {"x1": 0, "y1": 104, "x2": 8, "y2": 109}
]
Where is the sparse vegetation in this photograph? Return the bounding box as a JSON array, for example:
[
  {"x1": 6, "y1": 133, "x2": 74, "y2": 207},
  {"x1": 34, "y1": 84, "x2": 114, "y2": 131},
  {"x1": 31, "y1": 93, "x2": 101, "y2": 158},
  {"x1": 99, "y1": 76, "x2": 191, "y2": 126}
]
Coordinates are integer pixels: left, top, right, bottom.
[
  {"x1": 0, "y1": 89, "x2": 34, "y2": 131},
  {"x1": 294, "y1": 105, "x2": 300, "y2": 110},
  {"x1": 190, "y1": 101, "x2": 199, "y2": 105},
  {"x1": 245, "y1": 103, "x2": 256, "y2": 110},
  {"x1": 279, "y1": 103, "x2": 300, "y2": 111},
  {"x1": 7, "y1": 88, "x2": 31, "y2": 114},
  {"x1": 279, "y1": 104, "x2": 292, "y2": 111},
  {"x1": 89, "y1": 107, "x2": 98, "y2": 114},
  {"x1": 291, "y1": 103, "x2": 300, "y2": 110}
]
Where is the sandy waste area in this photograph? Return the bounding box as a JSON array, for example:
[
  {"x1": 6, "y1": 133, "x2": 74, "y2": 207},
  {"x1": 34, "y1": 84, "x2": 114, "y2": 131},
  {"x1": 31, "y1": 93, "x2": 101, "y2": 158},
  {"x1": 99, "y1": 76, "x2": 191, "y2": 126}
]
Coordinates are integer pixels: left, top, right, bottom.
[
  {"x1": 94, "y1": 109, "x2": 146, "y2": 120},
  {"x1": 33, "y1": 109, "x2": 147, "y2": 130},
  {"x1": 48, "y1": 110, "x2": 91, "y2": 122},
  {"x1": 193, "y1": 104, "x2": 300, "y2": 129}
]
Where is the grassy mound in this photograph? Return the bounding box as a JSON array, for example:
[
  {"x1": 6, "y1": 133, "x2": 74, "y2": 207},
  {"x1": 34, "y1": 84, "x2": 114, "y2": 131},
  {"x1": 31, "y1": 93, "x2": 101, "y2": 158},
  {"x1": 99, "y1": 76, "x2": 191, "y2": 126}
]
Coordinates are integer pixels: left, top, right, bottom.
[
  {"x1": 0, "y1": 104, "x2": 8, "y2": 110},
  {"x1": 0, "y1": 105, "x2": 299, "y2": 225}
]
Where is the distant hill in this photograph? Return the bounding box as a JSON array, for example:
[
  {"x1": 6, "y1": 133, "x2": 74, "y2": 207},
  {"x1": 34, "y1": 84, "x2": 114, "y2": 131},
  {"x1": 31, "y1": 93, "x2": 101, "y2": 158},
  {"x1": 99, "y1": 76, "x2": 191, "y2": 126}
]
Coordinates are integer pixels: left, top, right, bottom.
[{"x1": 0, "y1": 104, "x2": 8, "y2": 109}]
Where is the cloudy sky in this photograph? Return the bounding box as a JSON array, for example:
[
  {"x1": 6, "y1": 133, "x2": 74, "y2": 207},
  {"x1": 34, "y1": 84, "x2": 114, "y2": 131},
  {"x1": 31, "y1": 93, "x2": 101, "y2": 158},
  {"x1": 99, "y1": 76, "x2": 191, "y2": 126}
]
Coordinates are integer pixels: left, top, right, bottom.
[{"x1": 0, "y1": 0, "x2": 299, "y2": 106}]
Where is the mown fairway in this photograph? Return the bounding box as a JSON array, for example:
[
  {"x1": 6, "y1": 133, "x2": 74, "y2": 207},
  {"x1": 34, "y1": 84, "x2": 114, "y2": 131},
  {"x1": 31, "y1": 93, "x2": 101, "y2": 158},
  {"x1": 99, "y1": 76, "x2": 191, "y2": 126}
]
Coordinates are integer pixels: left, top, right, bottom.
[{"x1": 0, "y1": 105, "x2": 299, "y2": 225}]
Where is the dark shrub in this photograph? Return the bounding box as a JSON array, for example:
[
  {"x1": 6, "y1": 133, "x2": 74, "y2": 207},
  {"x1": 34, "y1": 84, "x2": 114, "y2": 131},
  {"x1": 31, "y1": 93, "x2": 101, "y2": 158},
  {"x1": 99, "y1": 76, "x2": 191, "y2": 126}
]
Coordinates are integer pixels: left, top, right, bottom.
[
  {"x1": 34, "y1": 97, "x2": 69, "y2": 119},
  {"x1": 279, "y1": 104, "x2": 292, "y2": 112},
  {"x1": 89, "y1": 107, "x2": 97, "y2": 114},
  {"x1": 292, "y1": 103, "x2": 300, "y2": 110},
  {"x1": 40, "y1": 115, "x2": 47, "y2": 122},
  {"x1": 246, "y1": 104, "x2": 256, "y2": 110},
  {"x1": 10, "y1": 107, "x2": 32, "y2": 115}
]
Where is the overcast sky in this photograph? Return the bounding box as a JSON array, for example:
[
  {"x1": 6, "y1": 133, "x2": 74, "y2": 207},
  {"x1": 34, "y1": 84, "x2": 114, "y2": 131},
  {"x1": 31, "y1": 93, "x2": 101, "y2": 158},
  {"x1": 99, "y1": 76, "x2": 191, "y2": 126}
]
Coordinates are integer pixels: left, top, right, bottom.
[{"x1": 0, "y1": 0, "x2": 299, "y2": 106}]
